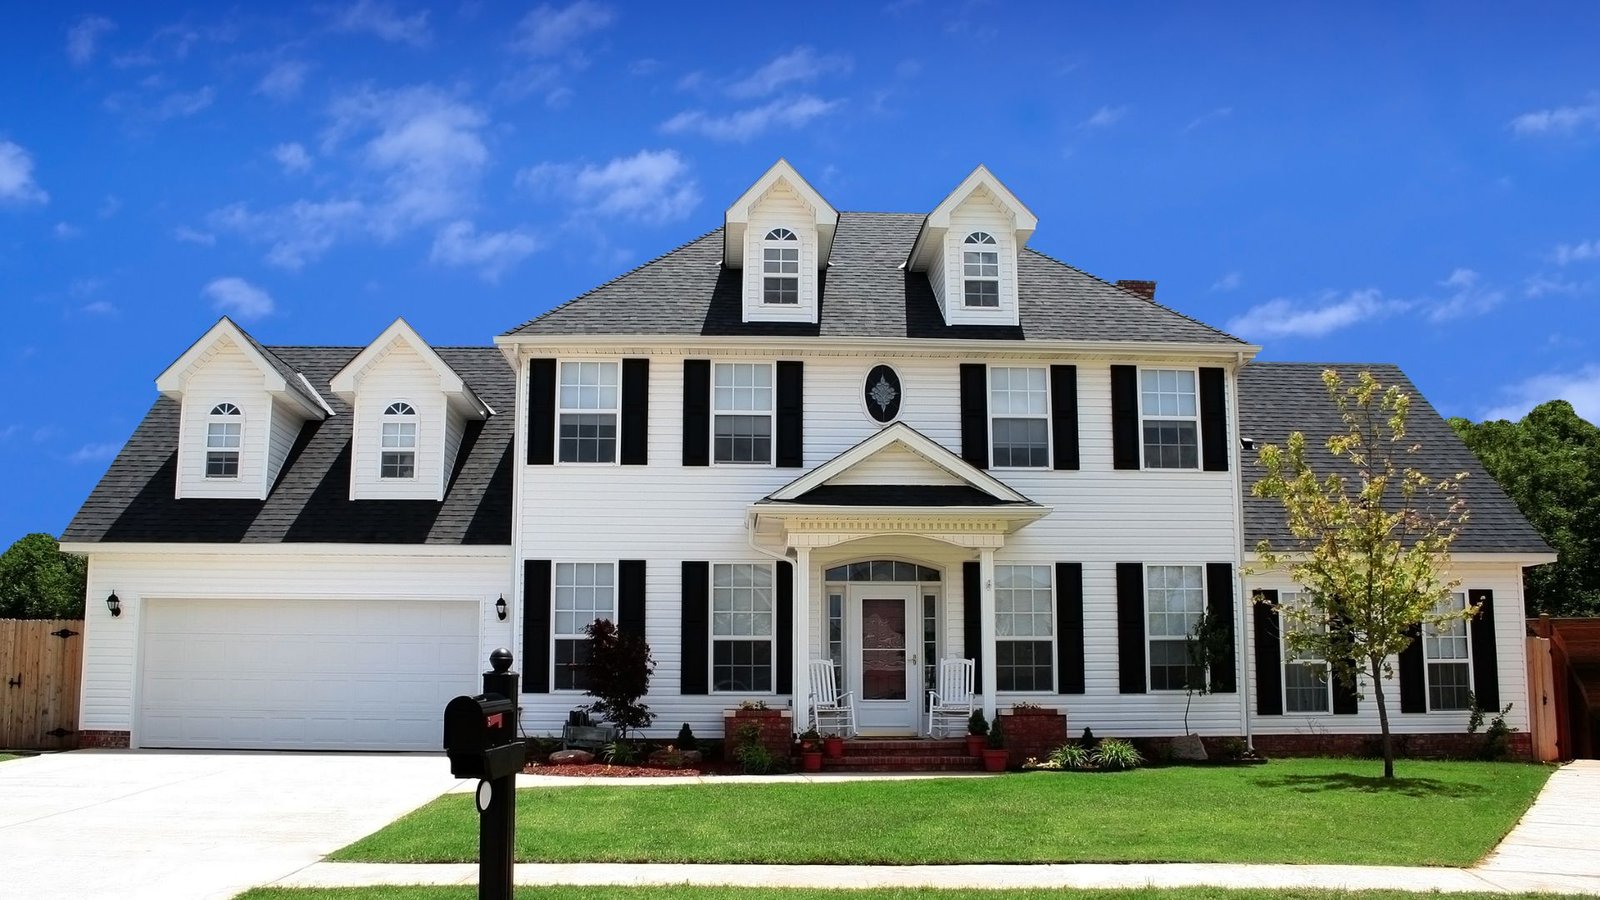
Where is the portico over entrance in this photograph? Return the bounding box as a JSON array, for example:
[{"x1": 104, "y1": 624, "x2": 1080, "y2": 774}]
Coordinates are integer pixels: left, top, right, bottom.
[{"x1": 749, "y1": 422, "x2": 1051, "y2": 732}]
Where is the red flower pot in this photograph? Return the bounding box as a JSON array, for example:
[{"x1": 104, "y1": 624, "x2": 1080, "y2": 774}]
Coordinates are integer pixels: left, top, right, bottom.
[
  {"x1": 981, "y1": 748, "x2": 1009, "y2": 772},
  {"x1": 966, "y1": 735, "x2": 986, "y2": 757},
  {"x1": 823, "y1": 736, "x2": 845, "y2": 759},
  {"x1": 801, "y1": 750, "x2": 823, "y2": 772}
]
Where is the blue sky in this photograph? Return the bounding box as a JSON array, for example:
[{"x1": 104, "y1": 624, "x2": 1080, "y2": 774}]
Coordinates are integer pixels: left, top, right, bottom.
[{"x1": 2, "y1": 1, "x2": 1598, "y2": 545}]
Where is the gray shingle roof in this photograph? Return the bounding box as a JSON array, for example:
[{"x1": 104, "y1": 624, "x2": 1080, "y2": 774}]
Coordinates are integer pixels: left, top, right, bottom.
[
  {"x1": 504, "y1": 212, "x2": 1245, "y2": 344},
  {"x1": 62, "y1": 347, "x2": 513, "y2": 545},
  {"x1": 1239, "y1": 362, "x2": 1550, "y2": 555},
  {"x1": 232, "y1": 322, "x2": 332, "y2": 415}
]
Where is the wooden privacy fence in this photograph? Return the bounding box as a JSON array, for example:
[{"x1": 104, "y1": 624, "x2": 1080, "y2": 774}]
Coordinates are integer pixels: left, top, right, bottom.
[{"x1": 1, "y1": 619, "x2": 83, "y2": 750}]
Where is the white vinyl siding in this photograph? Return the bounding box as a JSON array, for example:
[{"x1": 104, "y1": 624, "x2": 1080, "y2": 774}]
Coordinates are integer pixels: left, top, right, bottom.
[
  {"x1": 711, "y1": 563, "x2": 776, "y2": 693},
  {"x1": 175, "y1": 339, "x2": 274, "y2": 500},
  {"x1": 936, "y1": 187, "x2": 1020, "y2": 326},
  {"x1": 995, "y1": 565, "x2": 1053, "y2": 692},
  {"x1": 1140, "y1": 368, "x2": 1200, "y2": 470},
  {"x1": 348, "y1": 341, "x2": 448, "y2": 500},
  {"x1": 1424, "y1": 592, "x2": 1472, "y2": 711},
  {"x1": 553, "y1": 562, "x2": 615, "y2": 692},
  {"x1": 742, "y1": 182, "x2": 817, "y2": 323}
]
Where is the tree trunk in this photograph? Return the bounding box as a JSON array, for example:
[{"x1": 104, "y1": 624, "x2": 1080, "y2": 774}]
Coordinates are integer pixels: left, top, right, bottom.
[{"x1": 1369, "y1": 655, "x2": 1395, "y2": 779}]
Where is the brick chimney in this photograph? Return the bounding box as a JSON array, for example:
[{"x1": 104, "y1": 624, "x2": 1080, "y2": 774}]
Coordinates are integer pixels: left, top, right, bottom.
[{"x1": 1116, "y1": 279, "x2": 1157, "y2": 300}]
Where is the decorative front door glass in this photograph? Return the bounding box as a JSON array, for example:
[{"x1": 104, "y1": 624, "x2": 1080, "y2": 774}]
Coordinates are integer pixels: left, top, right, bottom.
[{"x1": 861, "y1": 597, "x2": 908, "y2": 701}]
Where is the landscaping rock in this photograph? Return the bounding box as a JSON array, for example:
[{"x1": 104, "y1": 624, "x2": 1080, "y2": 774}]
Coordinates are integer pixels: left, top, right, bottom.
[
  {"x1": 549, "y1": 749, "x2": 594, "y2": 765},
  {"x1": 1170, "y1": 733, "x2": 1208, "y2": 761},
  {"x1": 647, "y1": 748, "x2": 703, "y2": 768}
]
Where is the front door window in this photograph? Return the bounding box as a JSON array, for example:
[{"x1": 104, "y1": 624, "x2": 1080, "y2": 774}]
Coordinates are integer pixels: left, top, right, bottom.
[{"x1": 861, "y1": 597, "x2": 908, "y2": 701}]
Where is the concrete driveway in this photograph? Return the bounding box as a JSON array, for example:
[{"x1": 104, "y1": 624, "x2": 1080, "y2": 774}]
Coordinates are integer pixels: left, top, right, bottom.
[{"x1": 2, "y1": 749, "x2": 462, "y2": 900}]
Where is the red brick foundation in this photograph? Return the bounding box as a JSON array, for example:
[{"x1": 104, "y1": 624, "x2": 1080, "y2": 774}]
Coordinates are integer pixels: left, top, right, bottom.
[
  {"x1": 1000, "y1": 706, "x2": 1068, "y2": 770},
  {"x1": 78, "y1": 730, "x2": 130, "y2": 749},
  {"x1": 723, "y1": 707, "x2": 793, "y2": 762},
  {"x1": 1249, "y1": 731, "x2": 1533, "y2": 761}
]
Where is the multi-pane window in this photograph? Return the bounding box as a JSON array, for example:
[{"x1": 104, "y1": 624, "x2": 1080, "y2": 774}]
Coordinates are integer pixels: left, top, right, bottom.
[
  {"x1": 1424, "y1": 592, "x2": 1472, "y2": 711},
  {"x1": 989, "y1": 366, "x2": 1049, "y2": 467},
  {"x1": 923, "y1": 593, "x2": 939, "y2": 692},
  {"x1": 553, "y1": 562, "x2": 614, "y2": 691},
  {"x1": 712, "y1": 563, "x2": 775, "y2": 692},
  {"x1": 380, "y1": 402, "x2": 417, "y2": 479},
  {"x1": 762, "y1": 228, "x2": 799, "y2": 304},
  {"x1": 1140, "y1": 369, "x2": 1200, "y2": 469},
  {"x1": 995, "y1": 565, "x2": 1053, "y2": 692},
  {"x1": 963, "y1": 232, "x2": 999, "y2": 308},
  {"x1": 826, "y1": 591, "x2": 845, "y2": 692},
  {"x1": 205, "y1": 402, "x2": 241, "y2": 478},
  {"x1": 713, "y1": 362, "x2": 773, "y2": 464},
  {"x1": 558, "y1": 361, "x2": 619, "y2": 463},
  {"x1": 1147, "y1": 565, "x2": 1206, "y2": 691},
  {"x1": 1280, "y1": 593, "x2": 1332, "y2": 713}
]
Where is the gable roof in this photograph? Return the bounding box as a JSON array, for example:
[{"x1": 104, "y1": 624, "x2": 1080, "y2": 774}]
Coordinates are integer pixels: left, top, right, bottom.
[
  {"x1": 1238, "y1": 362, "x2": 1552, "y2": 555},
  {"x1": 763, "y1": 421, "x2": 1032, "y2": 505},
  {"x1": 155, "y1": 317, "x2": 332, "y2": 418},
  {"x1": 503, "y1": 212, "x2": 1245, "y2": 345},
  {"x1": 329, "y1": 318, "x2": 492, "y2": 418},
  {"x1": 724, "y1": 159, "x2": 839, "y2": 268},
  {"x1": 62, "y1": 346, "x2": 513, "y2": 546},
  {"x1": 906, "y1": 164, "x2": 1038, "y2": 271}
]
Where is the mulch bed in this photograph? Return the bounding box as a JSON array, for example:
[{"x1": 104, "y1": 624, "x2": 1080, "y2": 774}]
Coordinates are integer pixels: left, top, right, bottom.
[{"x1": 524, "y1": 761, "x2": 745, "y2": 777}]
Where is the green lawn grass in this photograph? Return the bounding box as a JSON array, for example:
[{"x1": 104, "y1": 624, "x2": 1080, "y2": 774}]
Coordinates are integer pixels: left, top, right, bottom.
[
  {"x1": 332, "y1": 759, "x2": 1550, "y2": 867},
  {"x1": 0, "y1": 753, "x2": 22, "y2": 762},
  {"x1": 236, "y1": 888, "x2": 1575, "y2": 900}
]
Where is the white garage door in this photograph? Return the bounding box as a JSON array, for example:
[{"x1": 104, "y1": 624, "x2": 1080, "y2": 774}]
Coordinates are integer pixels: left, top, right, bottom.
[{"x1": 139, "y1": 598, "x2": 480, "y2": 750}]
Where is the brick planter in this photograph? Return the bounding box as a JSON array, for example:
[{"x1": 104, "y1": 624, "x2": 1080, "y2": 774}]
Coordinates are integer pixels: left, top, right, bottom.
[
  {"x1": 723, "y1": 707, "x2": 793, "y2": 763},
  {"x1": 1001, "y1": 706, "x2": 1067, "y2": 769},
  {"x1": 78, "y1": 730, "x2": 130, "y2": 749}
]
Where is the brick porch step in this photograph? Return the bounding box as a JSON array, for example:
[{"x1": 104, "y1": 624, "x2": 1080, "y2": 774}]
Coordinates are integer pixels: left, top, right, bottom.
[
  {"x1": 840, "y1": 738, "x2": 969, "y2": 757},
  {"x1": 820, "y1": 754, "x2": 981, "y2": 772}
]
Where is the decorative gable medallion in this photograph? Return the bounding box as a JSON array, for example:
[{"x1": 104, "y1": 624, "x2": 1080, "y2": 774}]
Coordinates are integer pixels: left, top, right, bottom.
[{"x1": 864, "y1": 365, "x2": 902, "y2": 423}]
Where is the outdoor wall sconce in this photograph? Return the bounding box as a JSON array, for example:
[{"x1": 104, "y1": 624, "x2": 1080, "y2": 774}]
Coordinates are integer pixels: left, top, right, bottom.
[
  {"x1": 106, "y1": 591, "x2": 122, "y2": 618},
  {"x1": 495, "y1": 594, "x2": 507, "y2": 621}
]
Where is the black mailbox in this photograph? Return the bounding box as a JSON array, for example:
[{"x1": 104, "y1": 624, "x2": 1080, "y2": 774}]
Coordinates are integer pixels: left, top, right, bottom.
[{"x1": 444, "y1": 693, "x2": 525, "y2": 781}]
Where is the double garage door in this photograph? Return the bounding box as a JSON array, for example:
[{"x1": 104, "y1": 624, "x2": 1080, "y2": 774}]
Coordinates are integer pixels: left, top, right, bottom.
[{"x1": 139, "y1": 598, "x2": 479, "y2": 751}]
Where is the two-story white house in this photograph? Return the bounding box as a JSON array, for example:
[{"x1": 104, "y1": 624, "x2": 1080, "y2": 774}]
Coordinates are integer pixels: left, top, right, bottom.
[{"x1": 62, "y1": 161, "x2": 1552, "y2": 756}]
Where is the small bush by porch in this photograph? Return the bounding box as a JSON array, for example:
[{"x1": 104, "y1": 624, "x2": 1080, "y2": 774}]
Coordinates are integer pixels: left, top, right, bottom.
[{"x1": 332, "y1": 759, "x2": 1550, "y2": 867}]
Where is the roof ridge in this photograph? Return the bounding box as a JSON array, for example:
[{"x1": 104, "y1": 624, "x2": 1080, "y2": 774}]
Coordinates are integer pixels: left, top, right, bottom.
[
  {"x1": 1019, "y1": 245, "x2": 1248, "y2": 345},
  {"x1": 1245, "y1": 360, "x2": 1400, "y2": 368}
]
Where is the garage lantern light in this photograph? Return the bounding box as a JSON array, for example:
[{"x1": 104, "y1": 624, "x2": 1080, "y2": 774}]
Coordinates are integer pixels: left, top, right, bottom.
[
  {"x1": 107, "y1": 591, "x2": 122, "y2": 618},
  {"x1": 495, "y1": 594, "x2": 507, "y2": 621}
]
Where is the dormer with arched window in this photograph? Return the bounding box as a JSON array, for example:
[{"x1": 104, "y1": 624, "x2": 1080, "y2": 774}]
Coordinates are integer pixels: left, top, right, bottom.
[
  {"x1": 906, "y1": 165, "x2": 1037, "y2": 327},
  {"x1": 724, "y1": 160, "x2": 837, "y2": 325}
]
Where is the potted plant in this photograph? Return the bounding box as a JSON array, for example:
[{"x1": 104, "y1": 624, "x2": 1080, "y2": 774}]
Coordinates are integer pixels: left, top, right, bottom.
[
  {"x1": 981, "y1": 716, "x2": 1008, "y2": 772},
  {"x1": 798, "y1": 727, "x2": 824, "y2": 772},
  {"x1": 966, "y1": 710, "x2": 989, "y2": 757},
  {"x1": 822, "y1": 731, "x2": 845, "y2": 759}
]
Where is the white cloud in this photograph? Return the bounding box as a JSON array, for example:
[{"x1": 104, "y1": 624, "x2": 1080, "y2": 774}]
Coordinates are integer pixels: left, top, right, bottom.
[
  {"x1": 68, "y1": 442, "x2": 120, "y2": 464},
  {"x1": 727, "y1": 47, "x2": 852, "y2": 99},
  {"x1": 81, "y1": 300, "x2": 117, "y2": 315},
  {"x1": 0, "y1": 140, "x2": 48, "y2": 205},
  {"x1": 511, "y1": 1, "x2": 615, "y2": 56},
  {"x1": 429, "y1": 221, "x2": 541, "y2": 281},
  {"x1": 520, "y1": 149, "x2": 700, "y2": 225},
  {"x1": 1426, "y1": 268, "x2": 1504, "y2": 322},
  {"x1": 1082, "y1": 105, "x2": 1127, "y2": 129},
  {"x1": 53, "y1": 222, "x2": 81, "y2": 239},
  {"x1": 210, "y1": 199, "x2": 366, "y2": 269},
  {"x1": 1184, "y1": 106, "x2": 1233, "y2": 133},
  {"x1": 1510, "y1": 96, "x2": 1600, "y2": 137},
  {"x1": 328, "y1": 0, "x2": 431, "y2": 47},
  {"x1": 97, "y1": 195, "x2": 121, "y2": 218},
  {"x1": 1553, "y1": 239, "x2": 1599, "y2": 265},
  {"x1": 273, "y1": 141, "x2": 313, "y2": 174},
  {"x1": 1210, "y1": 271, "x2": 1242, "y2": 293},
  {"x1": 66, "y1": 15, "x2": 116, "y2": 67},
  {"x1": 106, "y1": 86, "x2": 216, "y2": 122},
  {"x1": 257, "y1": 60, "x2": 311, "y2": 102},
  {"x1": 202, "y1": 276, "x2": 276, "y2": 320},
  {"x1": 1483, "y1": 365, "x2": 1600, "y2": 423},
  {"x1": 1226, "y1": 289, "x2": 1400, "y2": 340},
  {"x1": 662, "y1": 95, "x2": 841, "y2": 142},
  {"x1": 174, "y1": 225, "x2": 217, "y2": 246},
  {"x1": 1524, "y1": 273, "x2": 1588, "y2": 299}
]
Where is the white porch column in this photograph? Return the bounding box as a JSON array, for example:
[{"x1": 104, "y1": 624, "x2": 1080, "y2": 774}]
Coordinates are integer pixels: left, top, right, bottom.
[
  {"x1": 979, "y1": 547, "x2": 998, "y2": 720},
  {"x1": 792, "y1": 546, "x2": 812, "y2": 730}
]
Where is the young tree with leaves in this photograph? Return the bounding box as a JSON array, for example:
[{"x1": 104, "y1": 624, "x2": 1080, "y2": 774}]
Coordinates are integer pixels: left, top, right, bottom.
[
  {"x1": 1253, "y1": 370, "x2": 1474, "y2": 779},
  {"x1": 582, "y1": 618, "x2": 656, "y2": 740}
]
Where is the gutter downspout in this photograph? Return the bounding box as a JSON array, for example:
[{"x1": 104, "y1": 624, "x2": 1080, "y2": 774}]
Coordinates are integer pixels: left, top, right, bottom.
[{"x1": 1231, "y1": 351, "x2": 1254, "y2": 751}]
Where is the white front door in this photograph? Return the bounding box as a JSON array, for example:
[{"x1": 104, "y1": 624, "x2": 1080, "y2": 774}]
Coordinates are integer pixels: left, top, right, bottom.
[{"x1": 849, "y1": 585, "x2": 921, "y2": 734}]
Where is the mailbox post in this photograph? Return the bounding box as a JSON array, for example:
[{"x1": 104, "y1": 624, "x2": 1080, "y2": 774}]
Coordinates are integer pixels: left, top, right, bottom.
[{"x1": 444, "y1": 648, "x2": 524, "y2": 900}]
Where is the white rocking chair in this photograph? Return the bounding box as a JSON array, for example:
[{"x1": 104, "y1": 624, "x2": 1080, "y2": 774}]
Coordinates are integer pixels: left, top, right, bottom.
[
  {"x1": 925, "y1": 657, "x2": 976, "y2": 737},
  {"x1": 808, "y1": 660, "x2": 857, "y2": 737}
]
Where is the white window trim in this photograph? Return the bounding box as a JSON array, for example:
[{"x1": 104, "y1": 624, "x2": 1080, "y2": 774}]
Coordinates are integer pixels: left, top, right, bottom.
[
  {"x1": 554, "y1": 358, "x2": 622, "y2": 467},
  {"x1": 1145, "y1": 562, "x2": 1208, "y2": 693},
  {"x1": 710, "y1": 360, "x2": 776, "y2": 468},
  {"x1": 961, "y1": 231, "x2": 1001, "y2": 309},
  {"x1": 204, "y1": 403, "x2": 243, "y2": 480},
  {"x1": 986, "y1": 364, "x2": 1052, "y2": 470},
  {"x1": 550, "y1": 561, "x2": 617, "y2": 695},
  {"x1": 710, "y1": 561, "x2": 779, "y2": 695},
  {"x1": 1422, "y1": 591, "x2": 1474, "y2": 713},
  {"x1": 761, "y1": 228, "x2": 800, "y2": 306},
  {"x1": 1137, "y1": 366, "x2": 1203, "y2": 471},
  {"x1": 1278, "y1": 592, "x2": 1334, "y2": 716},
  {"x1": 380, "y1": 400, "x2": 418, "y2": 480},
  {"x1": 994, "y1": 563, "x2": 1057, "y2": 694}
]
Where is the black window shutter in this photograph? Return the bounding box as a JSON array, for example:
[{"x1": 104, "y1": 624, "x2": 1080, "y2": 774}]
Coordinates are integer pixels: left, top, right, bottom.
[
  {"x1": 775, "y1": 361, "x2": 804, "y2": 468},
  {"x1": 959, "y1": 364, "x2": 989, "y2": 469},
  {"x1": 1252, "y1": 590, "x2": 1282, "y2": 715},
  {"x1": 618, "y1": 559, "x2": 646, "y2": 638},
  {"x1": 1111, "y1": 365, "x2": 1140, "y2": 470},
  {"x1": 1200, "y1": 367, "x2": 1229, "y2": 472},
  {"x1": 680, "y1": 562, "x2": 709, "y2": 695},
  {"x1": 1205, "y1": 563, "x2": 1237, "y2": 693},
  {"x1": 620, "y1": 358, "x2": 650, "y2": 466},
  {"x1": 1469, "y1": 589, "x2": 1499, "y2": 710},
  {"x1": 1050, "y1": 365, "x2": 1079, "y2": 471},
  {"x1": 1055, "y1": 562, "x2": 1085, "y2": 694},
  {"x1": 682, "y1": 360, "x2": 710, "y2": 467},
  {"x1": 963, "y1": 561, "x2": 983, "y2": 694},
  {"x1": 527, "y1": 359, "x2": 556, "y2": 465},
  {"x1": 1116, "y1": 562, "x2": 1146, "y2": 694},
  {"x1": 776, "y1": 561, "x2": 794, "y2": 695},
  {"x1": 1398, "y1": 623, "x2": 1426, "y2": 713},
  {"x1": 1329, "y1": 610, "x2": 1360, "y2": 714},
  {"x1": 523, "y1": 560, "x2": 551, "y2": 693}
]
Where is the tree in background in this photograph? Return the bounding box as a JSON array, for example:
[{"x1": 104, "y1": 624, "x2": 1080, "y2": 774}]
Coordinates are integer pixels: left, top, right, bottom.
[
  {"x1": 1450, "y1": 400, "x2": 1600, "y2": 617},
  {"x1": 1254, "y1": 370, "x2": 1473, "y2": 779},
  {"x1": 0, "y1": 533, "x2": 87, "y2": 619}
]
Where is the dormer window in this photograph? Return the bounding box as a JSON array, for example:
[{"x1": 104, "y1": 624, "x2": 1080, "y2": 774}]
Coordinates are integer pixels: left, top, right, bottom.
[
  {"x1": 205, "y1": 403, "x2": 242, "y2": 478},
  {"x1": 963, "y1": 232, "x2": 1000, "y2": 308},
  {"x1": 762, "y1": 228, "x2": 800, "y2": 305},
  {"x1": 381, "y1": 402, "x2": 417, "y2": 479}
]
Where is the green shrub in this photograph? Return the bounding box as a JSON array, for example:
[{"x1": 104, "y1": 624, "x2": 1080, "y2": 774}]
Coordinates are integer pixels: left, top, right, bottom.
[
  {"x1": 986, "y1": 716, "x2": 1005, "y2": 749},
  {"x1": 1467, "y1": 692, "x2": 1516, "y2": 761},
  {"x1": 1048, "y1": 743, "x2": 1093, "y2": 770},
  {"x1": 968, "y1": 710, "x2": 989, "y2": 736},
  {"x1": 1216, "y1": 736, "x2": 1247, "y2": 761},
  {"x1": 1093, "y1": 738, "x2": 1142, "y2": 771},
  {"x1": 732, "y1": 722, "x2": 777, "y2": 774},
  {"x1": 1078, "y1": 726, "x2": 1096, "y2": 748},
  {"x1": 675, "y1": 722, "x2": 698, "y2": 752},
  {"x1": 602, "y1": 739, "x2": 641, "y2": 766}
]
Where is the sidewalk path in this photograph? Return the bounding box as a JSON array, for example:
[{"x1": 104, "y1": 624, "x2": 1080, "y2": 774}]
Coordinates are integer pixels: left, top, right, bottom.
[{"x1": 278, "y1": 761, "x2": 1600, "y2": 896}]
